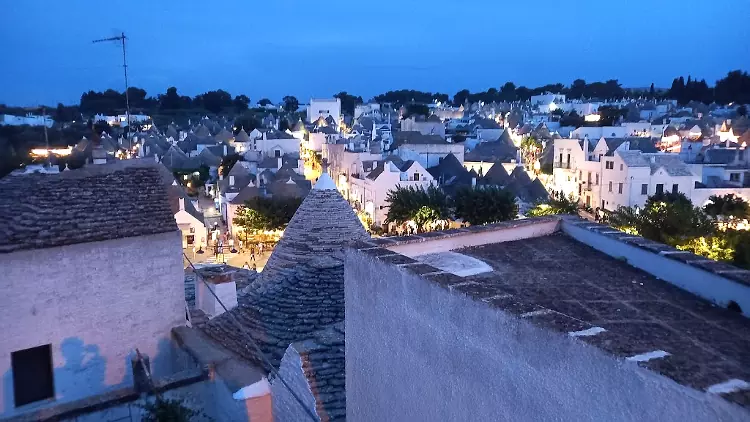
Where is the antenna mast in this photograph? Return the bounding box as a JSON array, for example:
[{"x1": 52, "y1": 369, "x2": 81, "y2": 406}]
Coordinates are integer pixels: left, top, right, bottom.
[{"x1": 93, "y1": 32, "x2": 131, "y2": 142}]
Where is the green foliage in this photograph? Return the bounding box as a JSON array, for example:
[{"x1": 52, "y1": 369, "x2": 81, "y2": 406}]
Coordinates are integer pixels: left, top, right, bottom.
[
  {"x1": 334, "y1": 92, "x2": 363, "y2": 116},
  {"x1": 218, "y1": 154, "x2": 242, "y2": 177},
  {"x1": 384, "y1": 185, "x2": 451, "y2": 230},
  {"x1": 233, "y1": 113, "x2": 261, "y2": 133},
  {"x1": 140, "y1": 397, "x2": 202, "y2": 422},
  {"x1": 526, "y1": 191, "x2": 578, "y2": 217},
  {"x1": 257, "y1": 98, "x2": 272, "y2": 107},
  {"x1": 454, "y1": 186, "x2": 518, "y2": 225},
  {"x1": 233, "y1": 95, "x2": 250, "y2": 113},
  {"x1": 703, "y1": 194, "x2": 750, "y2": 222},
  {"x1": 373, "y1": 90, "x2": 445, "y2": 107},
  {"x1": 607, "y1": 192, "x2": 714, "y2": 245},
  {"x1": 282, "y1": 96, "x2": 299, "y2": 113},
  {"x1": 520, "y1": 135, "x2": 541, "y2": 168},
  {"x1": 677, "y1": 236, "x2": 735, "y2": 262},
  {"x1": 404, "y1": 104, "x2": 430, "y2": 118},
  {"x1": 233, "y1": 197, "x2": 303, "y2": 232}
]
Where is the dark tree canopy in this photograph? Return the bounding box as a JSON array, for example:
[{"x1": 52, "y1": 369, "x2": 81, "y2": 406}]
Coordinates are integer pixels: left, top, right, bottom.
[
  {"x1": 233, "y1": 95, "x2": 250, "y2": 113},
  {"x1": 453, "y1": 186, "x2": 518, "y2": 225},
  {"x1": 282, "y1": 96, "x2": 299, "y2": 113},
  {"x1": 233, "y1": 197, "x2": 303, "y2": 232},
  {"x1": 257, "y1": 98, "x2": 273, "y2": 107},
  {"x1": 334, "y1": 91, "x2": 363, "y2": 116}
]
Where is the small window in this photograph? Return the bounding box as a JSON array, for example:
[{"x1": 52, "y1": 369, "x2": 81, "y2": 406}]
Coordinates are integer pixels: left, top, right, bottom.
[
  {"x1": 608, "y1": 181, "x2": 613, "y2": 192},
  {"x1": 618, "y1": 183, "x2": 623, "y2": 194},
  {"x1": 672, "y1": 184, "x2": 679, "y2": 194},
  {"x1": 620, "y1": 163, "x2": 623, "y2": 171},
  {"x1": 730, "y1": 173, "x2": 740, "y2": 182},
  {"x1": 606, "y1": 161, "x2": 614, "y2": 170},
  {"x1": 274, "y1": 150, "x2": 281, "y2": 158},
  {"x1": 12, "y1": 344, "x2": 54, "y2": 407},
  {"x1": 413, "y1": 173, "x2": 420, "y2": 181},
  {"x1": 641, "y1": 184, "x2": 648, "y2": 195},
  {"x1": 595, "y1": 173, "x2": 599, "y2": 185},
  {"x1": 656, "y1": 184, "x2": 664, "y2": 194}
]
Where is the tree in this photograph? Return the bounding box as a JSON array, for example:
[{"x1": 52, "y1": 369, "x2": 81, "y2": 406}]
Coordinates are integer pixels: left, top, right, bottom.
[
  {"x1": 715, "y1": 70, "x2": 750, "y2": 105},
  {"x1": 598, "y1": 106, "x2": 625, "y2": 126},
  {"x1": 499, "y1": 82, "x2": 516, "y2": 101},
  {"x1": 233, "y1": 95, "x2": 250, "y2": 113},
  {"x1": 385, "y1": 185, "x2": 451, "y2": 232},
  {"x1": 649, "y1": 83, "x2": 655, "y2": 99},
  {"x1": 257, "y1": 98, "x2": 273, "y2": 107},
  {"x1": 453, "y1": 89, "x2": 470, "y2": 106},
  {"x1": 520, "y1": 135, "x2": 542, "y2": 170},
  {"x1": 195, "y1": 90, "x2": 232, "y2": 114},
  {"x1": 282, "y1": 96, "x2": 299, "y2": 113},
  {"x1": 703, "y1": 194, "x2": 750, "y2": 228},
  {"x1": 218, "y1": 153, "x2": 242, "y2": 177},
  {"x1": 233, "y1": 197, "x2": 303, "y2": 233},
  {"x1": 454, "y1": 186, "x2": 518, "y2": 225},
  {"x1": 334, "y1": 91, "x2": 363, "y2": 116},
  {"x1": 234, "y1": 113, "x2": 261, "y2": 133},
  {"x1": 404, "y1": 104, "x2": 430, "y2": 118},
  {"x1": 607, "y1": 192, "x2": 713, "y2": 245},
  {"x1": 278, "y1": 118, "x2": 290, "y2": 131},
  {"x1": 526, "y1": 191, "x2": 578, "y2": 217},
  {"x1": 159, "y1": 87, "x2": 182, "y2": 110}
]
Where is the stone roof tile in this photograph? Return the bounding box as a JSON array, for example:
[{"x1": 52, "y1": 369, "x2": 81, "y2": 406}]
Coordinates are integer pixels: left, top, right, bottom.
[{"x1": 0, "y1": 164, "x2": 177, "y2": 253}]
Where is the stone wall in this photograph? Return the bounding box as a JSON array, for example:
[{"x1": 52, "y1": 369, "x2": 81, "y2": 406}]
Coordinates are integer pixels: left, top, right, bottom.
[{"x1": 0, "y1": 232, "x2": 186, "y2": 417}]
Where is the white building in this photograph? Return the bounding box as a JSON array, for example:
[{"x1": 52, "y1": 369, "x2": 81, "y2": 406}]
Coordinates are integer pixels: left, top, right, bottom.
[
  {"x1": 254, "y1": 129, "x2": 300, "y2": 158},
  {"x1": 348, "y1": 159, "x2": 435, "y2": 226},
  {"x1": 552, "y1": 137, "x2": 750, "y2": 212},
  {"x1": 0, "y1": 163, "x2": 185, "y2": 418},
  {"x1": 400, "y1": 115, "x2": 446, "y2": 138},
  {"x1": 531, "y1": 93, "x2": 566, "y2": 113},
  {"x1": 354, "y1": 103, "x2": 381, "y2": 119},
  {"x1": 0, "y1": 113, "x2": 53, "y2": 127},
  {"x1": 307, "y1": 98, "x2": 341, "y2": 124}
]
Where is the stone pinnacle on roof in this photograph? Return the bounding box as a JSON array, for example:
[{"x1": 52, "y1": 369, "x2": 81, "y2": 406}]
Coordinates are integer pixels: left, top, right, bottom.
[{"x1": 260, "y1": 177, "x2": 369, "y2": 280}]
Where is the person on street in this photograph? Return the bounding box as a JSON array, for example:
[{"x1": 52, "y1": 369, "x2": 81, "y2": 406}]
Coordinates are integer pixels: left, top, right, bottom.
[{"x1": 243, "y1": 262, "x2": 250, "y2": 270}]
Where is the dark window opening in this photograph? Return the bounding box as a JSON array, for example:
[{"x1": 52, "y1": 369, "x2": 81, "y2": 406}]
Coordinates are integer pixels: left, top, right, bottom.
[
  {"x1": 12, "y1": 344, "x2": 54, "y2": 407},
  {"x1": 672, "y1": 184, "x2": 679, "y2": 194},
  {"x1": 641, "y1": 184, "x2": 648, "y2": 195},
  {"x1": 656, "y1": 184, "x2": 664, "y2": 194},
  {"x1": 274, "y1": 150, "x2": 281, "y2": 158}
]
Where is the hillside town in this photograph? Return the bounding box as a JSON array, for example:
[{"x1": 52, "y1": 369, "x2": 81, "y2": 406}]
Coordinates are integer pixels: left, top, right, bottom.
[{"x1": 2, "y1": 78, "x2": 750, "y2": 421}]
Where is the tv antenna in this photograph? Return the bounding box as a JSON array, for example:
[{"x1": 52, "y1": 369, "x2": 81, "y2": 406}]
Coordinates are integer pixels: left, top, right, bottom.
[{"x1": 93, "y1": 32, "x2": 131, "y2": 141}]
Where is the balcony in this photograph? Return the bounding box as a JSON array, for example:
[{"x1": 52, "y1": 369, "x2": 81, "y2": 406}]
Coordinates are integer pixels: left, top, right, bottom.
[{"x1": 554, "y1": 162, "x2": 571, "y2": 169}]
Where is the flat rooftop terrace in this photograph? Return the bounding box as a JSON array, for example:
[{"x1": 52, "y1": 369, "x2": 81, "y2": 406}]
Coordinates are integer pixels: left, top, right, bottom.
[{"x1": 357, "y1": 216, "x2": 750, "y2": 409}]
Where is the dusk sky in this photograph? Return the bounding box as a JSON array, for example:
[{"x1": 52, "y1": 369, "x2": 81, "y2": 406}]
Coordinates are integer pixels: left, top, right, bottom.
[{"x1": 1, "y1": 0, "x2": 748, "y2": 106}]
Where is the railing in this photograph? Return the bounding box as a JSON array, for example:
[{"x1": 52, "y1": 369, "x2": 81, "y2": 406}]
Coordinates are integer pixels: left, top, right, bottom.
[{"x1": 554, "y1": 162, "x2": 571, "y2": 169}]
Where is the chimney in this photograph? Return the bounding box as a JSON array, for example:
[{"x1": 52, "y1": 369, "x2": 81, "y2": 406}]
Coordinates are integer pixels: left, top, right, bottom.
[
  {"x1": 582, "y1": 136, "x2": 589, "y2": 160},
  {"x1": 650, "y1": 156, "x2": 656, "y2": 164},
  {"x1": 277, "y1": 156, "x2": 282, "y2": 169},
  {"x1": 219, "y1": 173, "x2": 224, "y2": 181},
  {"x1": 471, "y1": 177, "x2": 476, "y2": 187},
  {"x1": 194, "y1": 266, "x2": 238, "y2": 318},
  {"x1": 229, "y1": 175, "x2": 235, "y2": 186},
  {"x1": 224, "y1": 144, "x2": 228, "y2": 156},
  {"x1": 178, "y1": 197, "x2": 185, "y2": 210}
]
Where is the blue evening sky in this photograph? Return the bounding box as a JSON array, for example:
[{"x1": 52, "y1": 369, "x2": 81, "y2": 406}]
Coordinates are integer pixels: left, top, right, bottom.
[{"x1": 1, "y1": 0, "x2": 748, "y2": 106}]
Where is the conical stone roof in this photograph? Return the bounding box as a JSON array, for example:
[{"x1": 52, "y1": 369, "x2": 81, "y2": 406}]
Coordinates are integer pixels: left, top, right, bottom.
[
  {"x1": 200, "y1": 172, "x2": 370, "y2": 368},
  {"x1": 261, "y1": 173, "x2": 368, "y2": 281}
]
